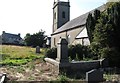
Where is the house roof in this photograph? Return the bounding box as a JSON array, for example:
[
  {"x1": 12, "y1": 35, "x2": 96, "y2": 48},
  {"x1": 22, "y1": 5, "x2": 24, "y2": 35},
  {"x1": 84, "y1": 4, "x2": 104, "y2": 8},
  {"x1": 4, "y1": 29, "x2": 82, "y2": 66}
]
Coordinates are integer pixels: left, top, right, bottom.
[
  {"x1": 52, "y1": 4, "x2": 106, "y2": 35},
  {"x1": 2, "y1": 33, "x2": 22, "y2": 39}
]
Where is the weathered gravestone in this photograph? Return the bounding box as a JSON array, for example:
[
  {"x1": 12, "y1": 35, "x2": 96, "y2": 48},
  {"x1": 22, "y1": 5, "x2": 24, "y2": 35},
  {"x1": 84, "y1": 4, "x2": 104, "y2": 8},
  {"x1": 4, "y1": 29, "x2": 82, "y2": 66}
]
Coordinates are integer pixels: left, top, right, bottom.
[
  {"x1": 86, "y1": 69, "x2": 103, "y2": 82},
  {"x1": 56, "y1": 38, "x2": 69, "y2": 63},
  {"x1": 36, "y1": 46, "x2": 40, "y2": 53},
  {"x1": 56, "y1": 38, "x2": 70, "y2": 74}
]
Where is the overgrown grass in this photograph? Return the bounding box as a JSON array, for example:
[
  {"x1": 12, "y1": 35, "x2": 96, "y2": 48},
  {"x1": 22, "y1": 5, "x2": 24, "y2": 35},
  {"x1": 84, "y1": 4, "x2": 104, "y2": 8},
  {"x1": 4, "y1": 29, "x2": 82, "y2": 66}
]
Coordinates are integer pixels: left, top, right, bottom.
[{"x1": 0, "y1": 45, "x2": 45, "y2": 66}]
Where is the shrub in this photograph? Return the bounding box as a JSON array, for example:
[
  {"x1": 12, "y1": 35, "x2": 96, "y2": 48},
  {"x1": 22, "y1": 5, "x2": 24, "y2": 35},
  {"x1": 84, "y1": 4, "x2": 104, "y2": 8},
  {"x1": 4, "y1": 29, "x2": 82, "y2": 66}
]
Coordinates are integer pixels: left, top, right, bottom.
[
  {"x1": 68, "y1": 44, "x2": 92, "y2": 61},
  {"x1": 83, "y1": 46, "x2": 94, "y2": 58},
  {"x1": 100, "y1": 47, "x2": 120, "y2": 67},
  {"x1": 74, "y1": 44, "x2": 84, "y2": 60},
  {"x1": 45, "y1": 47, "x2": 57, "y2": 59},
  {"x1": 68, "y1": 45, "x2": 76, "y2": 60}
]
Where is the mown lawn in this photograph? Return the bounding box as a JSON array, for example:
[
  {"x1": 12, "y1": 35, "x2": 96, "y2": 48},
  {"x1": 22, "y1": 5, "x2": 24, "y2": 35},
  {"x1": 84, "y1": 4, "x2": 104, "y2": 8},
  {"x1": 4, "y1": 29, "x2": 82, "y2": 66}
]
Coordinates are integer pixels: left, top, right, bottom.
[{"x1": 0, "y1": 45, "x2": 45, "y2": 66}]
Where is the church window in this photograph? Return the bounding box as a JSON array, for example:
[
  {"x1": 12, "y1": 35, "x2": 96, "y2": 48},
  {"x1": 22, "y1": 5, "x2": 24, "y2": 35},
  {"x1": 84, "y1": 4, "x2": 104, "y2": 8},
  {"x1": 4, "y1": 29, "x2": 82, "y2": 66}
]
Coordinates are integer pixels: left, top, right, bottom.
[
  {"x1": 62, "y1": 11, "x2": 65, "y2": 18},
  {"x1": 54, "y1": 38, "x2": 56, "y2": 46},
  {"x1": 54, "y1": 12, "x2": 56, "y2": 19}
]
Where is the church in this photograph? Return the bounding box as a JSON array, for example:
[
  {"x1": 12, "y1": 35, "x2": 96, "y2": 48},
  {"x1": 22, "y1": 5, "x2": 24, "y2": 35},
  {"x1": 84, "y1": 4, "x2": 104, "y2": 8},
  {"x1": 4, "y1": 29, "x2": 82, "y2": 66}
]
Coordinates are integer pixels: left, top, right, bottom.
[{"x1": 51, "y1": 0, "x2": 106, "y2": 47}]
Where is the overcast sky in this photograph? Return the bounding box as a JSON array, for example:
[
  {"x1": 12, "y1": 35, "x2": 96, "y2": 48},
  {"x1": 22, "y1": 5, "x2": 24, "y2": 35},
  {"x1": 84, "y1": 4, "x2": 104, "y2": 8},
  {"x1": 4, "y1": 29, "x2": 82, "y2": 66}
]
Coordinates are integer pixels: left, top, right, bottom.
[{"x1": 0, "y1": 0, "x2": 107, "y2": 38}]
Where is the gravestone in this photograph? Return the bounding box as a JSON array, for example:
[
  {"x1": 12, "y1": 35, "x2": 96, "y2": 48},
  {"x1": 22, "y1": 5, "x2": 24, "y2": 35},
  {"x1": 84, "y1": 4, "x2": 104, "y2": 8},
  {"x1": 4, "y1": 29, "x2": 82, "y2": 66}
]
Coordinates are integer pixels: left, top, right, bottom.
[
  {"x1": 56, "y1": 38, "x2": 70, "y2": 74},
  {"x1": 100, "y1": 58, "x2": 109, "y2": 68},
  {"x1": 86, "y1": 69, "x2": 103, "y2": 82},
  {"x1": 56, "y1": 38, "x2": 69, "y2": 62},
  {"x1": 36, "y1": 46, "x2": 40, "y2": 53}
]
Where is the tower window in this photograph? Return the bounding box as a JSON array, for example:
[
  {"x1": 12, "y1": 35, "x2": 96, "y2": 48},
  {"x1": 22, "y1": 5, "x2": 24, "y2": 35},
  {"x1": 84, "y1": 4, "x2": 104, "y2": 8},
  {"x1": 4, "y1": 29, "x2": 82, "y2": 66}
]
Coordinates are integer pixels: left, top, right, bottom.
[
  {"x1": 62, "y1": 11, "x2": 65, "y2": 18},
  {"x1": 54, "y1": 12, "x2": 56, "y2": 19}
]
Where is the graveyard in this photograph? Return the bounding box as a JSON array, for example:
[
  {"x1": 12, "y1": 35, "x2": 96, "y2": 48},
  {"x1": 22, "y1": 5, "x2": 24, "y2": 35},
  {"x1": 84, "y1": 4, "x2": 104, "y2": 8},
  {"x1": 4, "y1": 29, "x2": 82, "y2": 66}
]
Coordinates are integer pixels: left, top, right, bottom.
[{"x1": 0, "y1": 42, "x2": 120, "y2": 82}]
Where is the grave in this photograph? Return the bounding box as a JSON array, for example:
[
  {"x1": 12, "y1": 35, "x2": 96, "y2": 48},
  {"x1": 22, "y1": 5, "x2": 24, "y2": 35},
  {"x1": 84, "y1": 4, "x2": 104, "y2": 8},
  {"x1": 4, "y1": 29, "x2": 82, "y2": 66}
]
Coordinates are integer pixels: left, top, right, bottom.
[
  {"x1": 45, "y1": 38, "x2": 107, "y2": 79},
  {"x1": 86, "y1": 69, "x2": 103, "y2": 82},
  {"x1": 36, "y1": 46, "x2": 40, "y2": 53}
]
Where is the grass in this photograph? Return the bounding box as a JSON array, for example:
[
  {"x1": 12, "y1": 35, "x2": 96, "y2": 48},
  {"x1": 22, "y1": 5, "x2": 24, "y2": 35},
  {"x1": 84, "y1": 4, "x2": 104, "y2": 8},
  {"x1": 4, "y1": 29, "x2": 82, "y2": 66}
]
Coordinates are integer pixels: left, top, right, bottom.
[
  {"x1": 103, "y1": 67, "x2": 120, "y2": 81},
  {"x1": 0, "y1": 45, "x2": 45, "y2": 66}
]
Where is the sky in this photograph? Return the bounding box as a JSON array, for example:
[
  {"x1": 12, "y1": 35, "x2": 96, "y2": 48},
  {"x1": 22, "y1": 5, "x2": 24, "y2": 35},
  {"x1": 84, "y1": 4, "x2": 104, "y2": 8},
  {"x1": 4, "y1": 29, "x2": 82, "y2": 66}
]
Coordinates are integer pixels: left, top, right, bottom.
[{"x1": 0, "y1": 0, "x2": 107, "y2": 38}]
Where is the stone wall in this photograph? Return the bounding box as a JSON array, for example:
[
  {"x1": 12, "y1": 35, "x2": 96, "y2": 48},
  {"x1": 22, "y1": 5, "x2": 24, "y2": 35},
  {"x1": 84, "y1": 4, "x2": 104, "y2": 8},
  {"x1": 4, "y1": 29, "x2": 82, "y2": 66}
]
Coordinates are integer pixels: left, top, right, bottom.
[
  {"x1": 70, "y1": 60, "x2": 100, "y2": 72},
  {"x1": 45, "y1": 38, "x2": 108, "y2": 79}
]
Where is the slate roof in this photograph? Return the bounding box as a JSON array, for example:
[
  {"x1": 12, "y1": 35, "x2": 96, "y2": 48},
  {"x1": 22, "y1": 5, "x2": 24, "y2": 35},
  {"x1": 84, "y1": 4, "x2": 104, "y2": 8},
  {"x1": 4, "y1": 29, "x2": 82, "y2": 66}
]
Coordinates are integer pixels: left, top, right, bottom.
[
  {"x1": 2, "y1": 33, "x2": 22, "y2": 40},
  {"x1": 52, "y1": 4, "x2": 106, "y2": 35}
]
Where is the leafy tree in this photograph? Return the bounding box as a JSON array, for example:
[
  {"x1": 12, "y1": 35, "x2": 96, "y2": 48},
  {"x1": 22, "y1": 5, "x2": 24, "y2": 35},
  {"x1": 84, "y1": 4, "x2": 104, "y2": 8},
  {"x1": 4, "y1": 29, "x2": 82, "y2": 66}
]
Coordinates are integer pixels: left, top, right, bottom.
[
  {"x1": 86, "y1": 10, "x2": 100, "y2": 43},
  {"x1": 86, "y1": 2, "x2": 120, "y2": 67},
  {"x1": 24, "y1": 30, "x2": 46, "y2": 47}
]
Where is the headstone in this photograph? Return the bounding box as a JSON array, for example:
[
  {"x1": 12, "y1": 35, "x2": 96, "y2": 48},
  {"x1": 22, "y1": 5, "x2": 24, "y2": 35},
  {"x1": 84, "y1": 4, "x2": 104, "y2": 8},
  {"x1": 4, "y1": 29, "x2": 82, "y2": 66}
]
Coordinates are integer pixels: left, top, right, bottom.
[
  {"x1": 86, "y1": 69, "x2": 103, "y2": 82},
  {"x1": 36, "y1": 46, "x2": 40, "y2": 53},
  {"x1": 56, "y1": 38, "x2": 69, "y2": 63},
  {"x1": 56, "y1": 38, "x2": 70, "y2": 74},
  {"x1": 100, "y1": 58, "x2": 109, "y2": 68}
]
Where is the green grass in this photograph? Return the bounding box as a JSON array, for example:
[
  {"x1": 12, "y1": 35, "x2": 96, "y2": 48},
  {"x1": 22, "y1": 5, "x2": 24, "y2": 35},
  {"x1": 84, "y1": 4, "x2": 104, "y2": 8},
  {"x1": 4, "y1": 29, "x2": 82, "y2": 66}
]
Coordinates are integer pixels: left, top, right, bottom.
[{"x1": 0, "y1": 45, "x2": 45, "y2": 66}]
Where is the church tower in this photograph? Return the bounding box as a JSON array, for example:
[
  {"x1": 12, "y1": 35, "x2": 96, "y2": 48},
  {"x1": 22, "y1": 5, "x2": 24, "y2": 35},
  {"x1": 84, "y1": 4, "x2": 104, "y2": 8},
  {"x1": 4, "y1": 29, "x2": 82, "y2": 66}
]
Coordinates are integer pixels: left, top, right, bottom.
[{"x1": 53, "y1": 0, "x2": 70, "y2": 33}]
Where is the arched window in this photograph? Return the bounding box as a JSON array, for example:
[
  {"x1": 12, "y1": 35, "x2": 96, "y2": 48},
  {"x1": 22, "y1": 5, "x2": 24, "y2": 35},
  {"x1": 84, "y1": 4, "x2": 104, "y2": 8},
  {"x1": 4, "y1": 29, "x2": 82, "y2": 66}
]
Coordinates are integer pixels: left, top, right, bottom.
[
  {"x1": 62, "y1": 11, "x2": 65, "y2": 18},
  {"x1": 54, "y1": 12, "x2": 56, "y2": 19}
]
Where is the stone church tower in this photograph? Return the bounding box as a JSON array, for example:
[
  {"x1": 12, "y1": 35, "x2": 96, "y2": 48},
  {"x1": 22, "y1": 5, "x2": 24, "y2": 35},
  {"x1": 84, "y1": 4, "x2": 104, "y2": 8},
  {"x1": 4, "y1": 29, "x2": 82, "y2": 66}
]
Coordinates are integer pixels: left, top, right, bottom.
[{"x1": 53, "y1": 0, "x2": 70, "y2": 33}]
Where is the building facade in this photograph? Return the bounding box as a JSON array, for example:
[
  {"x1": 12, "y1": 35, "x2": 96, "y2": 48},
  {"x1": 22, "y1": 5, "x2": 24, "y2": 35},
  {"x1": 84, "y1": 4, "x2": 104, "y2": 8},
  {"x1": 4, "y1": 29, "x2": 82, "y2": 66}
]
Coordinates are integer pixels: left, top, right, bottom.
[{"x1": 51, "y1": 0, "x2": 106, "y2": 48}]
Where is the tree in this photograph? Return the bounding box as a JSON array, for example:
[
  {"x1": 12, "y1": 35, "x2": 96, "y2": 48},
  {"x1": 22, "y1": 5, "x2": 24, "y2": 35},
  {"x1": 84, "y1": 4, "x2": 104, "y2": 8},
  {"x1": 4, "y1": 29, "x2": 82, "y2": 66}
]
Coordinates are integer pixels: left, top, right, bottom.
[
  {"x1": 86, "y1": 10, "x2": 100, "y2": 43},
  {"x1": 24, "y1": 30, "x2": 46, "y2": 47},
  {"x1": 86, "y1": 2, "x2": 120, "y2": 67},
  {"x1": 91, "y1": 2, "x2": 120, "y2": 66}
]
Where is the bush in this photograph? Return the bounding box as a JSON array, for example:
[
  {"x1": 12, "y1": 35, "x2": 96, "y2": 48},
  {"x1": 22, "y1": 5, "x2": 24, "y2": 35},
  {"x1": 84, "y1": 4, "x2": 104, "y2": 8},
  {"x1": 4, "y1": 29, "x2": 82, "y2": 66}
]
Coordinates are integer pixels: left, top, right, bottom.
[
  {"x1": 45, "y1": 44, "x2": 94, "y2": 61},
  {"x1": 45, "y1": 47, "x2": 57, "y2": 59},
  {"x1": 83, "y1": 46, "x2": 94, "y2": 58},
  {"x1": 74, "y1": 44, "x2": 84, "y2": 60},
  {"x1": 68, "y1": 44, "x2": 92, "y2": 61},
  {"x1": 68, "y1": 45, "x2": 76, "y2": 60},
  {"x1": 100, "y1": 47, "x2": 120, "y2": 67}
]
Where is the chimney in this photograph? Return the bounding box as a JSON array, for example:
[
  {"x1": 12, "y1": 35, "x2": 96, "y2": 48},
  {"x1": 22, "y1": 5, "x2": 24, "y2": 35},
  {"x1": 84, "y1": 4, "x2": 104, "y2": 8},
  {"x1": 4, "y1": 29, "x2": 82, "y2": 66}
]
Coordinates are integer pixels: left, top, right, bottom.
[
  {"x1": 18, "y1": 33, "x2": 20, "y2": 36},
  {"x1": 2, "y1": 31, "x2": 5, "y2": 34}
]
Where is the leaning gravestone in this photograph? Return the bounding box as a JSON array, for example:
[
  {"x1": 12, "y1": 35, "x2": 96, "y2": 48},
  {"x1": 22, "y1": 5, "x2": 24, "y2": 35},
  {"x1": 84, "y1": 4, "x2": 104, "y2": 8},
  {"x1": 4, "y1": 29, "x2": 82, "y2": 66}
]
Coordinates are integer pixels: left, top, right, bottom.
[
  {"x1": 86, "y1": 69, "x2": 103, "y2": 82},
  {"x1": 36, "y1": 46, "x2": 40, "y2": 53}
]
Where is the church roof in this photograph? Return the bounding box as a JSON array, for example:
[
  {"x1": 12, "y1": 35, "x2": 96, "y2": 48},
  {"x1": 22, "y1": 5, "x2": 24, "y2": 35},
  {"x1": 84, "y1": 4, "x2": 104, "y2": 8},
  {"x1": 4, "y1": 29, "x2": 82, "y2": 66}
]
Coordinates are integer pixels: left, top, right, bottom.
[{"x1": 52, "y1": 4, "x2": 106, "y2": 35}]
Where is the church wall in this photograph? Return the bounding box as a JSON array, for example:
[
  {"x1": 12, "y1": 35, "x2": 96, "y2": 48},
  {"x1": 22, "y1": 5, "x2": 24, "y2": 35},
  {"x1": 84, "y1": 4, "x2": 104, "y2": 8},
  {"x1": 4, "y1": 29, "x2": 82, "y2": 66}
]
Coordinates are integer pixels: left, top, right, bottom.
[
  {"x1": 51, "y1": 27, "x2": 85, "y2": 48},
  {"x1": 73, "y1": 38, "x2": 90, "y2": 46},
  {"x1": 51, "y1": 32, "x2": 66, "y2": 48},
  {"x1": 66, "y1": 27, "x2": 84, "y2": 45}
]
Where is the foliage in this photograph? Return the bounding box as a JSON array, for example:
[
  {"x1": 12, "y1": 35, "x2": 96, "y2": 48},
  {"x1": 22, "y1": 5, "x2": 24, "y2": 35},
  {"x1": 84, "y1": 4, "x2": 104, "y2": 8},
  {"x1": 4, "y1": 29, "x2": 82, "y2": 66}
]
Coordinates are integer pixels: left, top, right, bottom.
[
  {"x1": 0, "y1": 45, "x2": 44, "y2": 66},
  {"x1": 86, "y1": 2, "x2": 120, "y2": 67},
  {"x1": 57, "y1": 75, "x2": 69, "y2": 82},
  {"x1": 45, "y1": 44, "x2": 93, "y2": 61},
  {"x1": 68, "y1": 45, "x2": 76, "y2": 60},
  {"x1": 68, "y1": 44, "x2": 94, "y2": 61},
  {"x1": 86, "y1": 10, "x2": 100, "y2": 42},
  {"x1": 24, "y1": 30, "x2": 46, "y2": 47},
  {"x1": 45, "y1": 47, "x2": 57, "y2": 59}
]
